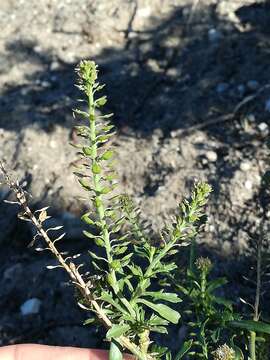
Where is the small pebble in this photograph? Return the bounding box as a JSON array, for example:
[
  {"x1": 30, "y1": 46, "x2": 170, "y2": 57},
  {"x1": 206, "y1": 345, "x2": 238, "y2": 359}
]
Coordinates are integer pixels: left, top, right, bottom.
[
  {"x1": 247, "y1": 80, "x2": 259, "y2": 91},
  {"x1": 137, "y1": 7, "x2": 151, "y2": 18},
  {"x1": 205, "y1": 150, "x2": 218, "y2": 162},
  {"x1": 208, "y1": 28, "x2": 222, "y2": 43},
  {"x1": 41, "y1": 81, "x2": 51, "y2": 88},
  {"x1": 33, "y1": 45, "x2": 43, "y2": 54},
  {"x1": 216, "y1": 82, "x2": 229, "y2": 94},
  {"x1": 258, "y1": 122, "x2": 268, "y2": 133},
  {"x1": 240, "y1": 162, "x2": 251, "y2": 172},
  {"x1": 20, "y1": 298, "x2": 42, "y2": 316},
  {"x1": 244, "y1": 180, "x2": 253, "y2": 190},
  {"x1": 50, "y1": 61, "x2": 61, "y2": 71}
]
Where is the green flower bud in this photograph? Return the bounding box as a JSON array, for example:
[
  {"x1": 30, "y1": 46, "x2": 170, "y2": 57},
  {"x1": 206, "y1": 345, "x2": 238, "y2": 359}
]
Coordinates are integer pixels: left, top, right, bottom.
[{"x1": 195, "y1": 257, "x2": 212, "y2": 273}]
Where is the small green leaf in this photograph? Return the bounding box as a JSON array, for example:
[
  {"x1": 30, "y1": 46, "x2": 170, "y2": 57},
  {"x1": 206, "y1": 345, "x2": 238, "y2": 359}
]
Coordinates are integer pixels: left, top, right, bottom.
[
  {"x1": 121, "y1": 253, "x2": 133, "y2": 267},
  {"x1": 100, "y1": 186, "x2": 111, "y2": 194},
  {"x1": 212, "y1": 296, "x2": 233, "y2": 310},
  {"x1": 95, "y1": 197, "x2": 102, "y2": 208},
  {"x1": 81, "y1": 213, "x2": 95, "y2": 225},
  {"x1": 149, "y1": 315, "x2": 169, "y2": 326},
  {"x1": 109, "y1": 341, "x2": 123, "y2": 360},
  {"x1": 101, "y1": 150, "x2": 114, "y2": 160},
  {"x1": 82, "y1": 146, "x2": 93, "y2": 156},
  {"x1": 96, "y1": 134, "x2": 111, "y2": 144},
  {"x1": 110, "y1": 260, "x2": 121, "y2": 270},
  {"x1": 73, "y1": 108, "x2": 89, "y2": 118},
  {"x1": 144, "y1": 291, "x2": 182, "y2": 303},
  {"x1": 106, "y1": 324, "x2": 130, "y2": 339},
  {"x1": 207, "y1": 277, "x2": 228, "y2": 293},
  {"x1": 176, "y1": 284, "x2": 189, "y2": 296},
  {"x1": 100, "y1": 291, "x2": 129, "y2": 315},
  {"x1": 128, "y1": 265, "x2": 143, "y2": 277},
  {"x1": 94, "y1": 237, "x2": 104, "y2": 246},
  {"x1": 83, "y1": 318, "x2": 95, "y2": 325},
  {"x1": 99, "y1": 113, "x2": 113, "y2": 119},
  {"x1": 114, "y1": 246, "x2": 128, "y2": 256},
  {"x1": 89, "y1": 251, "x2": 108, "y2": 262},
  {"x1": 78, "y1": 178, "x2": 92, "y2": 191},
  {"x1": 95, "y1": 96, "x2": 107, "y2": 107},
  {"x1": 123, "y1": 278, "x2": 134, "y2": 292},
  {"x1": 232, "y1": 345, "x2": 244, "y2": 360},
  {"x1": 137, "y1": 299, "x2": 180, "y2": 324},
  {"x1": 92, "y1": 162, "x2": 101, "y2": 174},
  {"x1": 151, "y1": 326, "x2": 168, "y2": 334}
]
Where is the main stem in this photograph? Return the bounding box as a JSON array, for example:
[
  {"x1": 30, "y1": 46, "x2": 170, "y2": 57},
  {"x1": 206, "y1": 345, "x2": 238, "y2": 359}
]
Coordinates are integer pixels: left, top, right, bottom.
[
  {"x1": 88, "y1": 86, "x2": 136, "y2": 319},
  {"x1": 88, "y1": 86, "x2": 117, "y2": 287}
]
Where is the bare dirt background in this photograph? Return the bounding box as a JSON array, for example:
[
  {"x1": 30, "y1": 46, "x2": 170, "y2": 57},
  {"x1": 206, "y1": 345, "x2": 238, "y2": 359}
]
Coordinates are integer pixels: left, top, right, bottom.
[{"x1": 1, "y1": 0, "x2": 270, "y2": 352}]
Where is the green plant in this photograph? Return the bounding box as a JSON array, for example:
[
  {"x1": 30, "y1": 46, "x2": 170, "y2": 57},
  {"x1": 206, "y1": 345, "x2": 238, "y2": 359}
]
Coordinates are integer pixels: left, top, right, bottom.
[
  {"x1": 0, "y1": 61, "x2": 212, "y2": 360},
  {"x1": 175, "y1": 250, "x2": 240, "y2": 359},
  {"x1": 1, "y1": 60, "x2": 270, "y2": 360}
]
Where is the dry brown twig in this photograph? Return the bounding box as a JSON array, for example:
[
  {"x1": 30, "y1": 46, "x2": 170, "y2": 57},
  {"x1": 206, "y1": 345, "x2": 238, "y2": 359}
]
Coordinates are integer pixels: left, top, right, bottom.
[{"x1": 171, "y1": 83, "x2": 270, "y2": 138}]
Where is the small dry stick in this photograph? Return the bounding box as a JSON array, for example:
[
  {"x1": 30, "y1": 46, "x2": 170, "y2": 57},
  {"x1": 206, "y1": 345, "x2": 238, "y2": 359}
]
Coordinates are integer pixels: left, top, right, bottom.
[{"x1": 173, "y1": 83, "x2": 270, "y2": 137}]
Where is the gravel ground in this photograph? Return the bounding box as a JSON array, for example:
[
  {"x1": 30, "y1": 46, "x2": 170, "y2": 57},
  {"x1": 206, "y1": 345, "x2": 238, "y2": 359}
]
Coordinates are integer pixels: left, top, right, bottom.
[{"x1": 1, "y1": 0, "x2": 270, "y2": 351}]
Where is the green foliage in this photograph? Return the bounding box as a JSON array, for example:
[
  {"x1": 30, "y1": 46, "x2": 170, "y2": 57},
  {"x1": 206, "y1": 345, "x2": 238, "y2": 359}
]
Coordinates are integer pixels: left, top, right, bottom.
[
  {"x1": 176, "y1": 254, "x2": 237, "y2": 359},
  {"x1": 72, "y1": 60, "x2": 212, "y2": 359}
]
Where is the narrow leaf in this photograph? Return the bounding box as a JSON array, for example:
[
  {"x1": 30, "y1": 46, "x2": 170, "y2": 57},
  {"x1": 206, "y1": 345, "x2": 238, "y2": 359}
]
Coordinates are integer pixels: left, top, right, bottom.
[
  {"x1": 229, "y1": 320, "x2": 270, "y2": 334},
  {"x1": 106, "y1": 324, "x2": 130, "y2": 339},
  {"x1": 144, "y1": 291, "x2": 182, "y2": 303},
  {"x1": 137, "y1": 299, "x2": 180, "y2": 324}
]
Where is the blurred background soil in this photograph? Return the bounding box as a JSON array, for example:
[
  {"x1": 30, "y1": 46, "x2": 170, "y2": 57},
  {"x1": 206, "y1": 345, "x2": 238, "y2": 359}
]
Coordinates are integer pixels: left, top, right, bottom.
[{"x1": 1, "y1": 0, "x2": 270, "y2": 351}]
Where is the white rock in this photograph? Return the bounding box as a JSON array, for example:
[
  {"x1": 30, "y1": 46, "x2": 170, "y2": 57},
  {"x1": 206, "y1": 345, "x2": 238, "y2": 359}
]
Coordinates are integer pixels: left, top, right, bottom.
[
  {"x1": 137, "y1": 7, "x2": 151, "y2": 18},
  {"x1": 240, "y1": 162, "x2": 251, "y2": 172},
  {"x1": 20, "y1": 298, "x2": 42, "y2": 316},
  {"x1": 244, "y1": 180, "x2": 253, "y2": 190},
  {"x1": 50, "y1": 61, "x2": 61, "y2": 71},
  {"x1": 205, "y1": 150, "x2": 218, "y2": 162},
  {"x1": 33, "y1": 45, "x2": 43, "y2": 54},
  {"x1": 258, "y1": 122, "x2": 268, "y2": 133}
]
